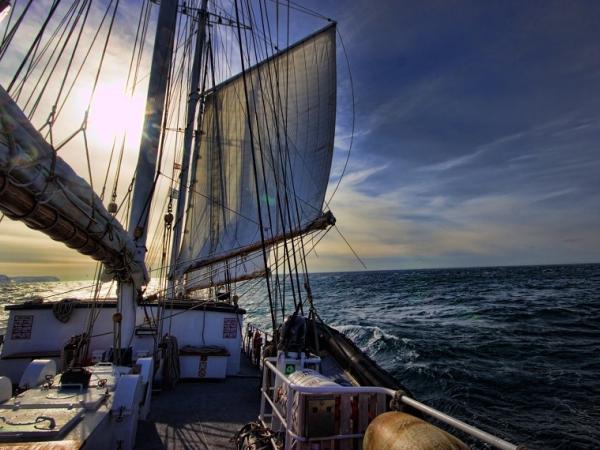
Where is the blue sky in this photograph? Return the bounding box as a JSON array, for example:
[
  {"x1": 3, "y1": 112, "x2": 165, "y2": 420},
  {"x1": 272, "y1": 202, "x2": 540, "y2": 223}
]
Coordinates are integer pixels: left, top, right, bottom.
[
  {"x1": 303, "y1": 0, "x2": 600, "y2": 271},
  {"x1": 0, "y1": 0, "x2": 598, "y2": 278}
]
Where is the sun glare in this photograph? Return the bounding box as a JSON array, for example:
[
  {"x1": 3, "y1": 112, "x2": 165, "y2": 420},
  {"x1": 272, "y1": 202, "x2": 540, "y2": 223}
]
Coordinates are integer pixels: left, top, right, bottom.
[{"x1": 85, "y1": 82, "x2": 145, "y2": 151}]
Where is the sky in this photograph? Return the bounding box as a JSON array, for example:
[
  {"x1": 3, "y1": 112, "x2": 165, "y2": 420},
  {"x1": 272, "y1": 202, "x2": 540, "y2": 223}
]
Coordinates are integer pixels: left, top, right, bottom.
[{"x1": 1, "y1": 0, "x2": 599, "y2": 279}]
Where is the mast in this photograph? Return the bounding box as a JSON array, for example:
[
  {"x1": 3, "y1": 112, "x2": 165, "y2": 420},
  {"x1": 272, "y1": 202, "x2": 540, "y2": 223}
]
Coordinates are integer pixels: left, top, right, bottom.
[
  {"x1": 128, "y1": 0, "x2": 178, "y2": 259},
  {"x1": 119, "y1": 0, "x2": 178, "y2": 350},
  {"x1": 168, "y1": 0, "x2": 209, "y2": 296}
]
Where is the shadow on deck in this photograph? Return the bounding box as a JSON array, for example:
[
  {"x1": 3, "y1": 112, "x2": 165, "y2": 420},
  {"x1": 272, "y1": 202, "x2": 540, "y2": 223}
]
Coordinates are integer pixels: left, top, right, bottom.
[{"x1": 136, "y1": 357, "x2": 261, "y2": 449}]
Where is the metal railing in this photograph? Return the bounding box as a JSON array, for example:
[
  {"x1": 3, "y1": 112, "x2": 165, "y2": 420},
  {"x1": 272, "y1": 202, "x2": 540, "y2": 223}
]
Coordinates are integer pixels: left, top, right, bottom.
[
  {"x1": 243, "y1": 323, "x2": 271, "y2": 367},
  {"x1": 259, "y1": 357, "x2": 520, "y2": 450}
]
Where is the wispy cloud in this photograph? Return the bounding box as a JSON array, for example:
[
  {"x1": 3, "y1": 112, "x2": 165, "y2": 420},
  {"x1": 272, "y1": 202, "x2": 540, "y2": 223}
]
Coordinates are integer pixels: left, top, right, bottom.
[{"x1": 417, "y1": 147, "x2": 487, "y2": 172}]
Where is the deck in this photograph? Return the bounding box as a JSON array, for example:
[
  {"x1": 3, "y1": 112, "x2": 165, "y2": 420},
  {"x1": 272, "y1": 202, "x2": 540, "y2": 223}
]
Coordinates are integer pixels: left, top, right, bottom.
[{"x1": 136, "y1": 356, "x2": 261, "y2": 449}]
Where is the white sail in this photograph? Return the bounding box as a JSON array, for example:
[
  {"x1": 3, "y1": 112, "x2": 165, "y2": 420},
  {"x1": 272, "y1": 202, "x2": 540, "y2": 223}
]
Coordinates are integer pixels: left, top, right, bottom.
[
  {"x1": 177, "y1": 24, "x2": 336, "y2": 279},
  {"x1": 185, "y1": 251, "x2": 269, "y2": 292},
  {"x1": 0, "y1": 87, "x2": 144, "y2": 284}
]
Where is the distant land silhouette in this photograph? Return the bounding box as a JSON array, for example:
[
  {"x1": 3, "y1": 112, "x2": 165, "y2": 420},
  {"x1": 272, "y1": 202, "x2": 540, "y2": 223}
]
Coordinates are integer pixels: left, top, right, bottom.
[{"x1": 0, "y1": 275, "x2": 60, "y2": 283}]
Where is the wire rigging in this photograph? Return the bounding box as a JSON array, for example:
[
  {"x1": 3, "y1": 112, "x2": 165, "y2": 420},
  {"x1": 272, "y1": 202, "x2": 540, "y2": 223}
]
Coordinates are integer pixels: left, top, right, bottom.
[
  {"x1": 233, "y1": 0, "x2": 278, "y2": 334},
  {"x1": 0, "y1": 0, "x2": 353, "y2": 352},
  {"x1": 6, "y1": 0, "x2": 62, "y2": 94}
]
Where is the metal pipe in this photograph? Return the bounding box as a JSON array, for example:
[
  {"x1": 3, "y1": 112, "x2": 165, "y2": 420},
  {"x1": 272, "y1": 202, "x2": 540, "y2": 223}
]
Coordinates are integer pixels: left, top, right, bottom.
[
  {"x1": 400, "y1": 396, "x2": 519, "y2": 450},
  {"x1": 261, "y1": 388, "x2": 287, "y2": 427},
  {"x1": 258, "y1": 358, "x2": 269, "y2": 424},
  {"x1": 285, "y1": 382, "x2": 294, "y2": 450}
]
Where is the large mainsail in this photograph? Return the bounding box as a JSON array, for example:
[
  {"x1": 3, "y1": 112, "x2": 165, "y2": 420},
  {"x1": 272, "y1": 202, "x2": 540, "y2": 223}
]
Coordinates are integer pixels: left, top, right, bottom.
[{"x1": 176, "y1": 24, "x2": 337, "y2": 287}]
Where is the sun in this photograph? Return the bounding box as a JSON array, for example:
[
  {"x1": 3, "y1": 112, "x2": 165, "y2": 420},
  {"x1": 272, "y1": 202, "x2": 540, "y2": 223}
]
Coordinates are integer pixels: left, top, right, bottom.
[{"x1": 86, "y1": 82, "x2": 145, "y2": 151}]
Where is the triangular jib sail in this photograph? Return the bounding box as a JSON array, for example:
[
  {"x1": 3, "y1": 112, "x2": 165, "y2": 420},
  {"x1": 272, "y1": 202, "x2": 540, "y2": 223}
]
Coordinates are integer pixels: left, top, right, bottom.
[{"x1": 176, "y1": 24, "x2": 337, "y2": 285}]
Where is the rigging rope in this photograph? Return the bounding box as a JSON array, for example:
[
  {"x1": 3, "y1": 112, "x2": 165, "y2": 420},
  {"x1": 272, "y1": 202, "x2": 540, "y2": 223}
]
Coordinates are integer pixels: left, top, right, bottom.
[
  {"x1": 15, "y1": 1, "x2": 81, "y2": 106},
  {"x1": 325, "y1": 28, "x2": 355, "y2": 205},
  {"x1": 243, "y1": 0, "x2": 302, "y2": 314},
  {"x1": 26, "y1": 0, "x2": 91, "y2": 119},
  {"x1": 231, "y1": 0, "x2": 276, "y2": 333},
  {"x1": 0, "y1": 0, "x2": 34, "y2": 60},
  {"x1": 7, "y1": 0, "x2": 62, "y2": 94},
  {"x1": 109, "y1": 0, "x2": 151, "y2": 214},
  {"x1": 334, "y1": 225, "x2": 367, "y2": 269}
]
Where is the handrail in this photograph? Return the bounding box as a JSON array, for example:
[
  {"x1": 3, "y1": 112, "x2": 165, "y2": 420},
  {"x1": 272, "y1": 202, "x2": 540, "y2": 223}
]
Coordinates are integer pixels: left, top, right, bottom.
[
  {"x1": 400, "y1": 396, "x2": 519, "y2": 450},
  {"x1": 243, "y1": 323, "x2": 271, "y2": 367},
  {"x1": 247, "y1": 322, "x2": 272, "y2": 339},
  {"x1": 262, "y1": 358, "x2": 520, "y2": 450}
]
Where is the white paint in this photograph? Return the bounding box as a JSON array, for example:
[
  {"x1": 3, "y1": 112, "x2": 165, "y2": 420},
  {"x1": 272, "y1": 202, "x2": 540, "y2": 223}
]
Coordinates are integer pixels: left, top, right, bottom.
[
  {"x1": 0, "y1": 304, "x2": 244, "y2": 381},
  {"x1": 18, "y1": 359, "x2": 56, "y2": 389},
  {"x1": 111, "y1": 374, "x2": 144, "y2": 450},
  {"x1": 136, "y1": 357, "x2": 154, "y2": 420},
  {"x1": 0, "y1": 377, "x2": 11, "y2": 402},
  {"x1": 180, "y1": 355, "x2": 228, "y2": 379},
  {"x1": 154, "y1": 308, "x2": 243, "y2": 375},
  {"x1": 3, "y1": 308, "x2": 115, "y2": 357}
]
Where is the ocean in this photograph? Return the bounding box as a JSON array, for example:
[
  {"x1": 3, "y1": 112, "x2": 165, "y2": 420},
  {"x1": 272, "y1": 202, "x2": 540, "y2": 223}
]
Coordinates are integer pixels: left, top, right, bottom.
[{"x1": 1, "y1": 263, "x2": 599, "y2": 449}]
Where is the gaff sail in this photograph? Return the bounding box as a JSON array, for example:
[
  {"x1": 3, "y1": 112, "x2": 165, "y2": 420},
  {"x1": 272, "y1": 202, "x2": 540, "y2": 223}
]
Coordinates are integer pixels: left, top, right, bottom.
[
  {"x1": 176, "y1": 24, "x2": 337, "y2": 284},
  {"x1": 0, "y1": 87, "x2": 144, "y2": 284}
]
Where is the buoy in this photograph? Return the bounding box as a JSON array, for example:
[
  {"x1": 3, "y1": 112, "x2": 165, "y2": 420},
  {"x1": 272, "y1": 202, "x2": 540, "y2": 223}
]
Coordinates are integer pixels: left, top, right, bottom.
[{"x1": 364, "y1": 411, "x2": 468, "y2": 450}]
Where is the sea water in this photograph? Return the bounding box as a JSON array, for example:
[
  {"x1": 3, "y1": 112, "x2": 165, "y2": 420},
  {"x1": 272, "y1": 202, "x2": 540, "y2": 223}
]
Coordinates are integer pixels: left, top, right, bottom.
[{"x1": 1, "y1": 264, "x2": 598, "y2": 449}]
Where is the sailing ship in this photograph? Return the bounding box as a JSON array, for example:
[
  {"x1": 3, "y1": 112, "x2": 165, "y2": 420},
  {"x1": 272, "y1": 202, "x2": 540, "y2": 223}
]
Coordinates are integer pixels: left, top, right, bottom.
[{"x1": 0, "y1": 1, "x2": 523, "y2": 449}]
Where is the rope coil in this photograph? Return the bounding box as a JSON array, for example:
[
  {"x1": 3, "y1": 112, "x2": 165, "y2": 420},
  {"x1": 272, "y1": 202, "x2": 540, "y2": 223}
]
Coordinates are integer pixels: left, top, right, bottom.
[{"x1": 52, "y1": 299, "x2": 74, "y2": 323}]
